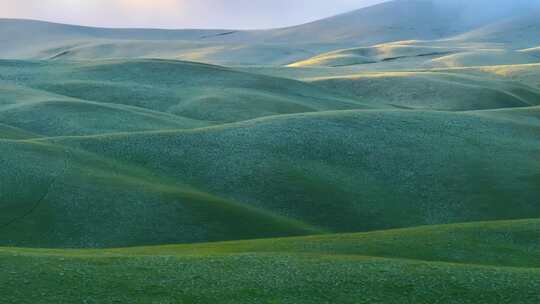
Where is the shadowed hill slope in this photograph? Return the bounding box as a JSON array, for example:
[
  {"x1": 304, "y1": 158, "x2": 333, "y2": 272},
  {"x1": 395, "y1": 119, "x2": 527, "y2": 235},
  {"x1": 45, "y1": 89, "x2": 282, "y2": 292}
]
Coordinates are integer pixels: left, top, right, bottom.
[
  {"x1": 0, "y1": 83, "x2": 211, "y2": 136},
  {"x1": 0, "y1": 98, "x2": 210, "y2": 137},
  {"x1": 0, "y1": 139, "x2": 323, "y2": 248},
  {"x1": 0, "y1": 59, "x2": 375, "y2": 136},
  {"x1": 49, "y1": 110, "x2": 540, "y2": 234},
  {"x1": 0, "y1": 123, "x2": 39, "y2": 140},
  {"x1": 1, "y1": 108, "x2": 539, "y2": 248}
]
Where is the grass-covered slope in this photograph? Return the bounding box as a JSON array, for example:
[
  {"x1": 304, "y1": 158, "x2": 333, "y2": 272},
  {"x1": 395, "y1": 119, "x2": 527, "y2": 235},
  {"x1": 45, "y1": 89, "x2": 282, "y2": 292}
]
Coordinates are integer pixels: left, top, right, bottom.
[
  {"x1": 0, "y1": 97, "x2": 210, "y2": 137},
  {"x1": 0, "y1": 139, "x2": 322, "y2": 248},
  {"x1": 0, "y1": 59, "x2": 374, "y2": 127},
  {"x1": 50, "y1": 110, "x2": 540, "y2": 233},
  {"x1": 0, "y1": 82, "x2": 210, "y2": 136},
  {"x1": 288, "y1": 42, "x2": 461, "y2": 67},
  {"x1": 3, "y1": 1, "x2": 540, "y2": 301},
  {"x1": 308, "y1": 71, "x2": 540, "y2": 110},
  {"x1": 428, "y1": 49, "x2": 540, "y2": 68},
  {"x1": 472, "y1": 105, "x2": 540, "y2": 127},
  {"x1": 1, "y1": 219, "x2": 540, "y2": 303},
  {"x1": 1, "y1": 59, "x2": 539, "y2": 249},
  {"x1": 289, "y1": 42, "x2": 540, "y2": 69},
  {"x1": 37, "y1": 40, "x2": 321, "y2": 66},
  {"x1": 2, "y1": 108, "x2": 537, "y2": 248},
  {"x1": 0, "y1": 18, "x2": 323, "y2": 66},
  {"x1": 0, "y1": 19, "x2": 227, "y2": 57},
  {"x1": 0, "y1": 123, "x2": 39, "y2": 140},
  {"x1": 475, "y1": 63, "x2": 540, "y2": 88}
]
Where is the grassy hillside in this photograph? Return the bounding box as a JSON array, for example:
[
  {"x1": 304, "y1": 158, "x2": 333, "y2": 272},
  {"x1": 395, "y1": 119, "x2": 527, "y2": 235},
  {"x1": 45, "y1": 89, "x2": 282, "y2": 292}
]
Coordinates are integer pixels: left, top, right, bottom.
[
  {"x1": 2, "y1": 1, "x2": 540, "y2": 301},
  {"x1": 0, "y1": 59, "x2": 374, "y2": 130},
  {"x1": 4, "y1": 59, "x2": 537, "y2": 138},
  {"x1": 1, "y1": 82, "x2": 195, "y2": 138},
  {"x1": 0, "y1": 97, "x2": 210, "y2": 137},
  {"x1": 50, "y1": 110, "x2": 540, "y2": 231},
  {"x1": 0, "y1": 122, "x2": 40, "y2": 140},
  {"x1": 37, "y1": 40, "x2": 325, "y2": 66},
  {"x1": 289, "y1": 42, "x2": 540, "y2": 70},
  {"x1": 288, "y1": 42, "x2": 463, "y2": 67},
  {"x1": 2, "y1": 107, "x2": 539, "y2": 248},
  {"x1": 1, "y1": 220, "x2": 540, "y2": 303},
  {"x1": 0, "y1": 139, "x2": 322, "y2": 248},
  {"x1": 428, "y1": 49, "x2": 539, "y2": 68},
  {"x1": 308, "y1": 71, "x2": 540, "y2": 110}
]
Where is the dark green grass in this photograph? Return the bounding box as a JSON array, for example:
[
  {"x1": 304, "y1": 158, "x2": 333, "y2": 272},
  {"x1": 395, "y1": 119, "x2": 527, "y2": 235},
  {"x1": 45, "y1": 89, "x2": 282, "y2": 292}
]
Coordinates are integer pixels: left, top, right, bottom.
[
  {"x1": 45, "y1": 109, "x2": 540, "y2": 241},
  {"x1": 1, "y1": 106, "x2": 539, "y2": 247},
  {"x1": 2, "y1": 14, "x2": 540, "y2": 303},
  {"x1": 1, "y1": 219, "x2": 540, "y2": 303},
  {"x1": 1, "y1": 57, "x2": 539, "y2": 250},
  {"x1": 0, "y1": 139, "x2": 322, "y2": 248},
  {"x1": 0, "y1": 122, "x2": 40, "y2": 139},
  {"x1": 0, "y1": 98, "x2": 211, "y2": 136},
  {"x1": 0, "y1": 59, "x2": 374, "y2": 127}
]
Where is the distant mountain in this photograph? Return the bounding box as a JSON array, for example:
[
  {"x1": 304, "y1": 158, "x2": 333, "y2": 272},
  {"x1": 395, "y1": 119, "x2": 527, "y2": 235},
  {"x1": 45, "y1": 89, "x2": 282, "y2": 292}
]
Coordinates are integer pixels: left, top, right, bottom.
[
  {"x1": 1, "y1": 0, "x2": 540, "y2": 64},
  {"x1": 257, "y1": 0, "x2": 540, "y2": 44}
]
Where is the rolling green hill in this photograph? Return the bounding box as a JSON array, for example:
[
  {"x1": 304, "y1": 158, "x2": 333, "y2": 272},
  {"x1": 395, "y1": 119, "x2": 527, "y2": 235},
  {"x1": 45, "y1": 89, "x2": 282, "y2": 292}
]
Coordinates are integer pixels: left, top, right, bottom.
[
  {"x1": 0, "y1": 59, "x2": 374, "y2": 129},
  {"x1": 0, "y1": 139, "x2": 323, "y2": 248},
  {"x1": 1, "y1": 219, "x2": 540, "y2": 303},
  {"x1": 0, "y1": 122, "x2": 39, "y2": 139},
  {"x1": 2, "y1": 0, "x2": 540, "y2": 302},
  {"x1": 1, "y1": 108, "x2": 539, "y2": 248},
  {"x1": 288, "y1": 42, "x2": 464, "y2": 67},
  {"x1": 308, "y1": 71, "x2": 540, "y2": 110},
  {"x1": 0, "y1": 96, "x2": 210, "y2": 137},
  {"x1": 288, "y1": 40, "x2": 540, "y2": 69}
]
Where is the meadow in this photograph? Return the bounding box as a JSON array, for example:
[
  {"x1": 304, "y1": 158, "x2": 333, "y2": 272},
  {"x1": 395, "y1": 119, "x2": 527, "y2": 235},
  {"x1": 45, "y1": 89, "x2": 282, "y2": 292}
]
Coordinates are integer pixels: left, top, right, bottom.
[{"x1": 1, "y1": 0, "x2": 540, "y2": 302}]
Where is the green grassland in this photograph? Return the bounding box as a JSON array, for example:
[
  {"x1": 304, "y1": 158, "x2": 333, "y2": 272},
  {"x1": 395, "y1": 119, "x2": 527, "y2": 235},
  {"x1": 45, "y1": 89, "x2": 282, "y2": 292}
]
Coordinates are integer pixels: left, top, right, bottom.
[
  {"x1": 2, "y1": 61, "x2": 540, "y2": 301},
  {"x1": 308, "y1": 71, "x2": 540, "y2": 110},
  {"x1": 1, "y1": 220, "x2": 540, "y2": 303},
  {"x1": 0, "y1": 59, "x2": 374, "y2": 130},
  {"x1": 0, "y1": 106, "x2": 538, "y2": 247},
  {"x1": 2, "y1": 0, "x2": 540, "y2": 302}
]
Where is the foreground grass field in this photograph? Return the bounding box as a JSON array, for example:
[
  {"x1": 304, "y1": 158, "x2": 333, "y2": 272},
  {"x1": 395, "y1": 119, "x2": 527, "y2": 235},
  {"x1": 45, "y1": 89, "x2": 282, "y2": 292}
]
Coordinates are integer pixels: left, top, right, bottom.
[{"x1": 1, "y1": 219, "x2": 540, "y2": 303}]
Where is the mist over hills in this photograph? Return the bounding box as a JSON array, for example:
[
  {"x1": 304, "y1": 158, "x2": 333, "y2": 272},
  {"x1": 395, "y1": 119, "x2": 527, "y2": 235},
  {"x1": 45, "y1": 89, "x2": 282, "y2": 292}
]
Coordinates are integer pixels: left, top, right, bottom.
[{"x1": 2, "y1": 0, "x2": 540, "y2": 64}]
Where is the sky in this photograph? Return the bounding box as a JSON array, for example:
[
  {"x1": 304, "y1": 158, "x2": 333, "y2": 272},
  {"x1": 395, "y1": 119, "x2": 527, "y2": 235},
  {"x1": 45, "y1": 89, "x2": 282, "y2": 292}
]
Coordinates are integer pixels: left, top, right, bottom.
[{"x1": 0, "y1": 0, "x2": 387, "y2": 29}]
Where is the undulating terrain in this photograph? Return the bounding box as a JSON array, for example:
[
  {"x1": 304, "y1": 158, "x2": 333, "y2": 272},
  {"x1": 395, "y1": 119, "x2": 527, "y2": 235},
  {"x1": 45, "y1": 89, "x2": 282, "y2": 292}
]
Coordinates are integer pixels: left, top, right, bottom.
[{"x1": 1, "y1": 0, "x2": 540, "y2": 302}]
